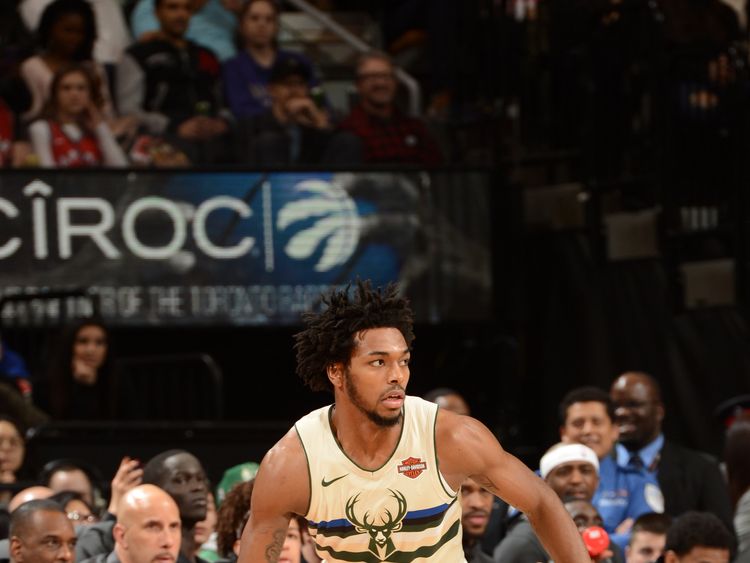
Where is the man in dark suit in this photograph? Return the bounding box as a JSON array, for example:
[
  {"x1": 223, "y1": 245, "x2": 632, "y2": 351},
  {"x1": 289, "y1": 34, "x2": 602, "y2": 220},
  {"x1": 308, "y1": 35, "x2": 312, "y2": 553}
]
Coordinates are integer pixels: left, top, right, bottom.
[{"x1": 610, "y1": 372, "x2": 733, "y2": 533}]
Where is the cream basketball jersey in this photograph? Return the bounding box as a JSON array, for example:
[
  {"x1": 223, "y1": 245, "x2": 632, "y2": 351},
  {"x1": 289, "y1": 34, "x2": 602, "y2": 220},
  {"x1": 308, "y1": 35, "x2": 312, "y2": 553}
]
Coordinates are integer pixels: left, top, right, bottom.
[{"x1": 294, "y1": 395, "x2": 466, "y2": 563}]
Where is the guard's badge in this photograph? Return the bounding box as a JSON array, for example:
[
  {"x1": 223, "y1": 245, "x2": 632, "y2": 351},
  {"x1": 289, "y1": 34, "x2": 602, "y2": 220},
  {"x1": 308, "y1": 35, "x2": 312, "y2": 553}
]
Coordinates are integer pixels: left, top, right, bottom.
[
  {"x1": 398, "y1": 457, "x2": 427, "y2": 479},
  {"x1": 645, "y1": 483, "x2": 665, "y2": 513}
]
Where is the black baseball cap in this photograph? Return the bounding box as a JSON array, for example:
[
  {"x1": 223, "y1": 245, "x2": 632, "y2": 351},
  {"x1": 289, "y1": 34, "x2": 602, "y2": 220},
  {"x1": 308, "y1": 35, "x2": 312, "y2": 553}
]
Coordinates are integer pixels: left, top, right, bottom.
[{"x1": 268, "y1": 57, "x2": 311, "y2": 84}]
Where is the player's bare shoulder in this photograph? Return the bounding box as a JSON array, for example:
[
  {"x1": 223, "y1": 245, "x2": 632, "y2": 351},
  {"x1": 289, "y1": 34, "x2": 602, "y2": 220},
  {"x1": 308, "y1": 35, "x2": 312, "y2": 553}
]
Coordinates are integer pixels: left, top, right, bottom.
[
  {"x1": 253, "y1": 426, "x2": 310, "y2": 517},
  {"x1": 434, "y1": 407, "x2": 489, "y2": 449},
  {"x1": 434, "y1": 408, "x2": 506, "y2": 485}
]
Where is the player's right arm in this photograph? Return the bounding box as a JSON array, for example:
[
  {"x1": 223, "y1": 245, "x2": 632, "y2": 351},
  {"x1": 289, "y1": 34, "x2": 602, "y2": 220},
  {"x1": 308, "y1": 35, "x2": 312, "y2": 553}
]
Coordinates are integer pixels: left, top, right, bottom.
[{"x1": 236, "y1": 428, "x2": 311, "y2": 563}]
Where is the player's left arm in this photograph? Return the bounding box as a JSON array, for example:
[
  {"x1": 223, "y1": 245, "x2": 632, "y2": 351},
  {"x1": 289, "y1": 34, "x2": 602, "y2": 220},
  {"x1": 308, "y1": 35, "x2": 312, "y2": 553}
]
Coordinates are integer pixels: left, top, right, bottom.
[{"x1": 436, "y1": 409, "x2": 591, "y2": 563}]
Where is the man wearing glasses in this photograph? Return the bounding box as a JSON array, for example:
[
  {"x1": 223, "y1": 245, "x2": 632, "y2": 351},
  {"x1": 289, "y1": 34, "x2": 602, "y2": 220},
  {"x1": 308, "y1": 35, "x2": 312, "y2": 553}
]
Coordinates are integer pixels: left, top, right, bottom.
[
  {"x1": 339, "y1": 52, "x2": 443, "y2": 165},
  {"x1": 610, "y1": 372, "x2": 732, "y2": 531}
]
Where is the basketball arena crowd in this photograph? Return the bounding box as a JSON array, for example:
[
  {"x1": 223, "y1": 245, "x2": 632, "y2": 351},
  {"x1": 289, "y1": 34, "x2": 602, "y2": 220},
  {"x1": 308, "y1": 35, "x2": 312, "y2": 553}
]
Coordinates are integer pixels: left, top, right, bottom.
[{"x1": 3, "y1": 0, "x2": 750, "y2": 561}]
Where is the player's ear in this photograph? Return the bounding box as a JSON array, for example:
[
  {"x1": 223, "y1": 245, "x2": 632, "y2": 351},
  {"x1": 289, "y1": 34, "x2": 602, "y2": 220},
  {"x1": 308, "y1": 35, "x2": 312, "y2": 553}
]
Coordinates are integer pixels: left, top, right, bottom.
[{"x1": 327, "y1": 362, "x2": 344, "y2": 388}]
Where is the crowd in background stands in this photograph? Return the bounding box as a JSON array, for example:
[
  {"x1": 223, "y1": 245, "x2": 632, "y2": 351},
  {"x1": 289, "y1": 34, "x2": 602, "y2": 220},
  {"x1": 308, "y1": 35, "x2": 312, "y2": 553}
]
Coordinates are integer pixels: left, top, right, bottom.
[
  {"x1": 2, "y1": 316, "x2": 750, "y2": 562},
  {"x1": 0, "y1": 0, "x2": 444, "y2": 168}
]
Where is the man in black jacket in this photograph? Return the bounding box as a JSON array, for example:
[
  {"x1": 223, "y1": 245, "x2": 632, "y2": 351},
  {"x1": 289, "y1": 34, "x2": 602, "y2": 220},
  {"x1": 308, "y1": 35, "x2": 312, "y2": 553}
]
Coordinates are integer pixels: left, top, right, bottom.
[
  {"x1": 116, "y1": 0, "x2": 231, "y2": 163},
  {"x1": 237, "y1": 57, "x2": 360, "y2": 166},
  {"x1": 610, "y1": 372, "x2": 733, "y2": 533}
]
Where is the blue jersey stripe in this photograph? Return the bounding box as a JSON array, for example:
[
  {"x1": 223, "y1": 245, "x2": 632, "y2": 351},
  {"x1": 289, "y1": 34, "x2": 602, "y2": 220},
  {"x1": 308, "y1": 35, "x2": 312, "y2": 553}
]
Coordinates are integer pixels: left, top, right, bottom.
[{"x1": 308, "y1": 502, "x2": 451, "y2": 529}]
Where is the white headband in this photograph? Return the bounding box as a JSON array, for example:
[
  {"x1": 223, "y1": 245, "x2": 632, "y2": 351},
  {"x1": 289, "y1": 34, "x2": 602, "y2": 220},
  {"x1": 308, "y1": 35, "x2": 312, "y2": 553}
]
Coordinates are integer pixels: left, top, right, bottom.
[{"x1": 539, "y1": 443, "x2": 599, "y2": 479}]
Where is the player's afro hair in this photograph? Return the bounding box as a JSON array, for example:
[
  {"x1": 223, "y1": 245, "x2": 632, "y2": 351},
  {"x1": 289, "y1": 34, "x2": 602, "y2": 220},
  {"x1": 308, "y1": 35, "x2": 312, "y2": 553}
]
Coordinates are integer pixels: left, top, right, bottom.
[{"x1": 294, "y1": 280, "x2": 414, "y2": 392}]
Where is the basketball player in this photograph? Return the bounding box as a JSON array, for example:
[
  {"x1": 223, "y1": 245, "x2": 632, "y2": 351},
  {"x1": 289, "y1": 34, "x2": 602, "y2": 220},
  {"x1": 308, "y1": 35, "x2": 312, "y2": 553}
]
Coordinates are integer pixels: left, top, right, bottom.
[{"x1": 238, "y1": 282, "x2": 590, "y2": 562}]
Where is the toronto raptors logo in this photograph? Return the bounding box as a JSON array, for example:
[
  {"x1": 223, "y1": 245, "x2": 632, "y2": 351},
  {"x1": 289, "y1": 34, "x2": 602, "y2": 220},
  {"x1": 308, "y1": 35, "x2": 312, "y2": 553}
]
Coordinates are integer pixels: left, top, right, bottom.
[{"x1": 398, "y1": 457, "x2": 427, "y2": 479}]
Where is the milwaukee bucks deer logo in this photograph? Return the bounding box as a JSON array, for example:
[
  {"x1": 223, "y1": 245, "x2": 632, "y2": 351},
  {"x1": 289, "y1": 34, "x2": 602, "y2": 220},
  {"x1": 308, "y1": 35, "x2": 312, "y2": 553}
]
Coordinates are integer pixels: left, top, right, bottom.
[{"x1": 345, "y1": 489, "x2": 408, "y2": 560}]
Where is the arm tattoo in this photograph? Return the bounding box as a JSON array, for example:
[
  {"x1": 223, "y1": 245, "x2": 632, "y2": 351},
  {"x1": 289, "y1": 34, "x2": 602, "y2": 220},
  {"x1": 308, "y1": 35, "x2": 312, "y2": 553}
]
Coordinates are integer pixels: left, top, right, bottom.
[{"x1": 264, "y1": 528, "x2": 286, "y2": 562}]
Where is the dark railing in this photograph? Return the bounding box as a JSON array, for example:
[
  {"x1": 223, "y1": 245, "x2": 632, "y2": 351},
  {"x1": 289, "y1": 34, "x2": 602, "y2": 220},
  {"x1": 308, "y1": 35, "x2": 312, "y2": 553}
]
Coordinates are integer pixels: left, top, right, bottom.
[
  {"x1": 112, "y1": 353, "x2": 224, "y2": 421},
  {"x1": 25, "y1": 420, "x2": 290, "y2": 486}
]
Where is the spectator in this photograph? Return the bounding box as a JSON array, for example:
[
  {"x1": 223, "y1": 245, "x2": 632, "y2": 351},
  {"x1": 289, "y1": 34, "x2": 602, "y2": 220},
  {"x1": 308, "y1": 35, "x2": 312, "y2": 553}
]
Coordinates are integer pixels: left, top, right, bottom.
[
  {"x1": 339, "y1": 51, "x2": 442, "y2": 165},
  {"x1": 493, "y1": 442, "x2": 607, "y2": 562},
  {"x1": 213, "y1": 479, "x2": 312, "y2": 563},
  {"x1": 0, "y1": 99, "x2": 21, "y2": 167},
  {"x1": 19, "y1": 0, "x2": 115, "y2": 123},
  {"x1": 130, "y1": 0, "x2": 237, "y2": 62},
  {"x1": 559, "y1": 386, "x2": 664, "y2": 549},
  {"x1": 29, "y1": 64, "x2": 128, "y2": 167},
  {"x1": 0, "y1": 336, "x2": 32, "y2": 401},
  {"x1": 77, "y1": 450, "x2": 208, "y2": 562},
  {"x1": 610, "y1": 372, "x2": 733, "y2": 531},
  {"x1": 660, "y1": 511, "x2": 733, "y2": 563},
  {"x1": 541, "y1": 443, "x2": 600, "y2": 503},
  {"x1": 195, "y1": 492, "x2": 218, "y2": 562},
  {"x1": 626, "y1": 513, "x2": 670, "y2": 563},
  {"x1": 215, "y1": 480, "x2": 253, "y2": 560},
  {"x1": 0, "y1": 95, "x2": 34, "y2": 168},
  {"x1": 143, "y1": 450, "x2": 208, "y2": 562},
  {"x1": 724, "y1": 413, "x2": 750, "y2": 559},
  {"x1": 564, "y1": 499, "x2": 619, "y2": 561},
  {"x1": 0, "y1": 341, "x2": 46, "y2": 438},
  {"x1": 38, "y1": 319, "x2": 112, "y2": 420},
  {"x1": 239, "y1": 57, "x2": 358, "y2": 165},
  {"x1": 1, "y1": 0, "x2": 35, "y2": 78},
  {"x1": 0, "y1": 98, "x2": 13, "y2": 166},
  {"x1": 9, "y1": 499, "x2": 76, "y2": 563},
  {"x1": 40, "y1": 459, "x2": 99, "y2": 507},
  {"x1": 80, "y1": 485, "x2": 182, "y2": 563},
  {"x1": 142, "y1": 450, "x2": 208, "y2": 563},
  {"x1": 148, "y1": 450, "x2": 208, "y2": 562},
  {"x1": 49, "y1": 491, "x2": 99, "y2": 527},
  {"x1": 0, "y1": 416, "x2": 30, "y2": 506},
  {"x1": 223, "y1": 0, "x2": 318, "y2": 119},
  {"x1": 460, "y1": 478, "x2": 494, "y2": 562},
  {"x1": 73, "y1": 456, "x2": 144, "y2": 562},
  {"x1": 1, "y1": 1, "x2": 35, "y2": 125},
  {"x1": 566, "y1": 498, "x2": 606, "y2": 532},
  {"x1": 425, "y1": 387, "x2": 511, "y2": 557},
  {"x1": 117, "y1": 0, "x2": 232, "y2": 164},
  {"x1": 423, "y1": 387, "x2": 470, "y2": 415},
  {"x1": 276, "y1": 516, "x2": 304, "y2": 563},
  {"x1": 19, "y1": 0, "x2": 132, "y2": 65},
  {"x1": 0, "y1": 0, "x2": 35, "y2": 167},
  {"x1": 7, "y1": 487, "x2": 54, "y2": 513},
  {"x1": 214, "y1": 462, "x2": 258, "y2": 508}
]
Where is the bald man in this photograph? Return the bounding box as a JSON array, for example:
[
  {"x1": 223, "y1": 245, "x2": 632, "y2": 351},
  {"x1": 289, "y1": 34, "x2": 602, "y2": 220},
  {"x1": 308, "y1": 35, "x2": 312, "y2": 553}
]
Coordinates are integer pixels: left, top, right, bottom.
[
  {"x1": 8, "y1": 486, "x2": 54, "y2": 513},
  {"x1": 610, "y1": 372, "x2": 733, "y2": 531},
  {"x1": 81, "y1": 485, "x2": 182, "y2": 563},
  {"x1": 77, "y1": 450, "x2": 207, "y2": 563}
]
